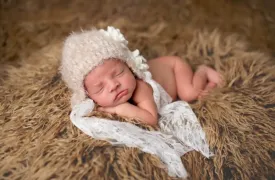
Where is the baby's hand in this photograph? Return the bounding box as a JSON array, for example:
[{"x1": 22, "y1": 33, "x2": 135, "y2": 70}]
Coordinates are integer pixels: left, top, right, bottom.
[
  {"x1": 99, "y1": 102, "x2": 157, "y2": 126},
  {"x1": 98, "y1": 103, "x2": 130, "y2": 114},
  {"x1": 98, "y1": 106, "x2": 117, "y2": 114}
]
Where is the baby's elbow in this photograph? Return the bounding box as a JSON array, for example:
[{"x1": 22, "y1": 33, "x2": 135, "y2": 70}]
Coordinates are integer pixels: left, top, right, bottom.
[
  {"x1": 147, "y1": 119, "x2": 158, "y2": 126},
  {"x1": 147, "y1": 115, "x2": 158, "y2": 126}
]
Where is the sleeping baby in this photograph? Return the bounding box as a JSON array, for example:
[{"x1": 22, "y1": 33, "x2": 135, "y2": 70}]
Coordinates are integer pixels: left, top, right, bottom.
[
  {"x1": 60, "y1": 26, "x2": 220, "y2": 178},
  {"x1": 61, "y1": 27, "x2": 222, "y2": 126}
]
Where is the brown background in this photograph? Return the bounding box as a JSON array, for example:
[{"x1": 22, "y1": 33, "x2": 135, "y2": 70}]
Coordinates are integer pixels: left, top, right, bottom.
[{"x1": 1, "y1": 0, "x2": 275, "y2": 179}]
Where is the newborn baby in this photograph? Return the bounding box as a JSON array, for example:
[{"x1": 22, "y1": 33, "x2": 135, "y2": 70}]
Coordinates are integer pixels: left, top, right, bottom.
[
  {"x1": 61, "y1": 26, "x2": 216, "y2": 178},
  {"x1": 61, "y1": 26, "x2": 222, "y2": 126},
  {"x1": 84, "y1": 57, "x2": 221, "y2": 126}
]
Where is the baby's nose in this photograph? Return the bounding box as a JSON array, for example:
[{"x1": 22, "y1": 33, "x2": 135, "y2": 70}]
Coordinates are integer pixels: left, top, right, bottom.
[{"x1": 109, "y1": 80, "x2": 120, "y2": 92}]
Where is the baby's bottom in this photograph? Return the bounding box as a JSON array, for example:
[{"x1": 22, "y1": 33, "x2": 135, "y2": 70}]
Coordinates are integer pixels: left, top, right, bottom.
[{"x1": 174, "y1": 58, "x2": 222, "y2": 102}]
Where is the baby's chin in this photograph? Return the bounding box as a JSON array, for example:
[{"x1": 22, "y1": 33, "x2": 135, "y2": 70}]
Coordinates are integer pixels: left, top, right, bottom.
[{"x1": 113, "y1": 94, "x2": 132, "y2": 106}]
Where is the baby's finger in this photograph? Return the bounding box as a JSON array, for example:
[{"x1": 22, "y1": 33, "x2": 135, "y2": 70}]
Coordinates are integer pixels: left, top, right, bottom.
[{"x1": 99, "y1": 107, "x2": 116, "y2": 113}]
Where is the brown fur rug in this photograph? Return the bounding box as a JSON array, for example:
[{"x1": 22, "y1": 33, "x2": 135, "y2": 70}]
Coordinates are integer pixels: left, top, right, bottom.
[{"x1": 1, "y1": 0, "x2": 275, "y2": 179}]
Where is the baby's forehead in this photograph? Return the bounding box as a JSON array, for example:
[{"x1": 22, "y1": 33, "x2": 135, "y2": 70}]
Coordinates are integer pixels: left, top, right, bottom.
[{"x1": 85, "y1": 59, "x2": 126, "y2": 80}]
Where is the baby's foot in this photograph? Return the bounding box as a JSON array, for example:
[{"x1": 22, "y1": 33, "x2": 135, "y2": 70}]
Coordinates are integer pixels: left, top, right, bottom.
[
  {"x1": 198, "y1": 82, "x2": 216, "y2": 98},
  {"x1": 205, "y1": 81, "x2": 217, "y2": 90},
  {"x1": 198, "y1": 65, "x2": 223, "y2": 87}
]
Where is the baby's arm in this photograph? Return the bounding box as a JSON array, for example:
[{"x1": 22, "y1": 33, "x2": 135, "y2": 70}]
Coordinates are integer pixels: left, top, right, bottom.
[
  {"x1": 132, "y1": 79, "x2": 158, "y2": 122},
  {"x1": 99, "y1": 103, "x2": 158, "y2": 126},
  {"x1": 99, "y1": 80, "x2": 158, "y2": 126}
]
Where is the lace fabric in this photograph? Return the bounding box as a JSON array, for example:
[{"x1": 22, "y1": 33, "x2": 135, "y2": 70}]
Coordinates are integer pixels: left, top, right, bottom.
[{"x1": 70, "y1": 71, "x2": 213, "y2": 178}]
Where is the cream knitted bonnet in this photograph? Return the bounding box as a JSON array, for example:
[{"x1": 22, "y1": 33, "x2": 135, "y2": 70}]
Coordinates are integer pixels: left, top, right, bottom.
[{"x1": 60, "y1": 26, "x2": 149, "y2": 107}]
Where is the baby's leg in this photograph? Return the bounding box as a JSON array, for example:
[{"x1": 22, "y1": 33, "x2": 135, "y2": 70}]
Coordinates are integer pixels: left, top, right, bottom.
[
  {"x1": 195, "y1": 65, "x2": 222, "y2": 97},
  {"x1": 173, "y1": 58, "x2": 221, "y2": 102},
  {"x1": 173, "y1": 59, "x2": 204, "y2": 102}
]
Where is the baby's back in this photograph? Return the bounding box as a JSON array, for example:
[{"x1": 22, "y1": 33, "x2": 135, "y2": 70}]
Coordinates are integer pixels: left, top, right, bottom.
[{"x1": 148, "y1": 56, "x2": 177, "y2": 101}]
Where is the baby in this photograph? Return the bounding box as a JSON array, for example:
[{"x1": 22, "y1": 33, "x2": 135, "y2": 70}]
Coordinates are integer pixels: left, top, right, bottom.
[
  {"x1": 61, "y1": 27, "x2": 222, "y2": 126},
  {"x1": 61, "y1": 27, "x2": 216, "y2": 178},
  {"x1": 84, "y1": 57, "x2": 221, "y2": 126}
]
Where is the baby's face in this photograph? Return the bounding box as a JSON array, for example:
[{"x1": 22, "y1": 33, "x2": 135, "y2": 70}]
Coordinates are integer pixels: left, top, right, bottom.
[{"x1": 84, "y1": 59, "x2": 136, "y2": 107}]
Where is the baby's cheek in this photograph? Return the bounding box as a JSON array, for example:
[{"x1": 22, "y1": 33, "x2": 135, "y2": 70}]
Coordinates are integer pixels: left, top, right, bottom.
[
  {"x1": 88, "y1": 92, "x2": 98, "y2": 102},
  {"x1": 92, "y1": 95, "x2": 111, "y2": 107}
]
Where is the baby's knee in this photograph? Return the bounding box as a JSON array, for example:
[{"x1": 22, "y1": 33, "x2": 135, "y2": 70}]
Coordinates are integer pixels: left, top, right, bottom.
[{"x1": 178, "y1": 87, "x2": 200, "y2": 102}]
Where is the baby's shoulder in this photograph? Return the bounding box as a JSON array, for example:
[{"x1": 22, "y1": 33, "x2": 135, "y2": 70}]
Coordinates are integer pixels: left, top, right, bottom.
[
  {"x1": 136, "y1": 79, "x2": 152, "y2": 91},
  {"x1": 132, "y1": 79, "x2": 153, "y2": 103}
]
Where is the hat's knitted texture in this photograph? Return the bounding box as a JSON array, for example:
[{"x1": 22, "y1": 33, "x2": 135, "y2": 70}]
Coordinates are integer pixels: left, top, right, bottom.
[{"x1": 60, "y1": 27, "x2": 147, "y2": 107}]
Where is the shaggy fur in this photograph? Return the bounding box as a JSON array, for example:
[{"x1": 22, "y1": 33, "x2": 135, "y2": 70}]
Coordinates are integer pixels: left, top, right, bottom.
[{"x1": 1, "y1": 0, "x2": 275, "y2": 179}]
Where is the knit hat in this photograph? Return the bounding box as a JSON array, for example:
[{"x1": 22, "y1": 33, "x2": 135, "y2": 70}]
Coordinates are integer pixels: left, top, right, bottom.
[{"x1": 60, "y1": 26, "x2": 149, "y2": 107}]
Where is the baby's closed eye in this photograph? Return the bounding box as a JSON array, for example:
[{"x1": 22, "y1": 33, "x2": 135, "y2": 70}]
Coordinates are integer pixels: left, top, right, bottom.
[
  {"x1": 115, "y1": 67, "x2": 124, "y2": 76},
  {"x1": 93, "y1": 86, "x2": 104, "y2": 94}
]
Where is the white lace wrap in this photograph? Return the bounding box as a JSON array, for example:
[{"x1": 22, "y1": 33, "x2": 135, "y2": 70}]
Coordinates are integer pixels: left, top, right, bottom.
[{"x1": 70, "y1": 71, "x2": 213, "y2": 178}]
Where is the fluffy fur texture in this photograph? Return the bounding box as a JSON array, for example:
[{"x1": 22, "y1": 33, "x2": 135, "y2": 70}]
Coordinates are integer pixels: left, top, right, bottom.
[{"x1": 1, "y1": 0, "x2": 275, "y2": 179}]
